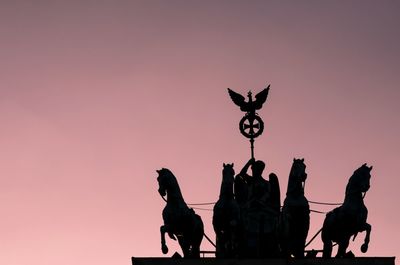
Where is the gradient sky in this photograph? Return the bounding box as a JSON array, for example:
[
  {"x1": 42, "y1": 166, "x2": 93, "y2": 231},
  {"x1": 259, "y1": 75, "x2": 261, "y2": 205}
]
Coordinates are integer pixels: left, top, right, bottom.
[{"x1": 1, "y1": 1, "x2": 399, "y2": 265}]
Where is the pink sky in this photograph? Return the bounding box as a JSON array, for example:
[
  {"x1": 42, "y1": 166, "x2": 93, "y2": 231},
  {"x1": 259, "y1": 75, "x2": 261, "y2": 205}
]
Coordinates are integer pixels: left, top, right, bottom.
[{"x1": 0, "y1": 1, "x2": 399, "y2": 265}]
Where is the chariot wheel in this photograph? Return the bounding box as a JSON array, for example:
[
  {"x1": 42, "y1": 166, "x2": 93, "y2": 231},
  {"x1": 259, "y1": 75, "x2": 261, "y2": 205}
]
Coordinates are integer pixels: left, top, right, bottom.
[{"x1": 239, "y1": 115, "x2": 264, "y2": 139}]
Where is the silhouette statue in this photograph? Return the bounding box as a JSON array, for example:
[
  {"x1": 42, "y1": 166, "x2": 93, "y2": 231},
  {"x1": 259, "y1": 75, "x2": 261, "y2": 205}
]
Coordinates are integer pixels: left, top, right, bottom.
[
  {"x1": 227, "y1": 86, "x2": 270, "y2": 116},
  {"x1": 213, "y1": 163, "x2": 241, "y2": 258},
  {"x1": 156, "y1": 168, "x2": 204, "y2": 258},
  {"x1": 280, "y1": 158, "x2": 310, "y2": 258},
  {"x1": 227, "y1": 86, "x2": 270, "y2": 158},
  {"x1": 234, "y1": 158, "x2": 281, "y2": 258},
  {"x1": 321, "y1": 164, "x2": 372, "y2": 258}
]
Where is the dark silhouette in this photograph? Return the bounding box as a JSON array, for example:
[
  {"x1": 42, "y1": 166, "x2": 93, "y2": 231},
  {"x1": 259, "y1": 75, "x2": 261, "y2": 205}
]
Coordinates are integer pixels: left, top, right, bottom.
[
  {"x1": 227, "y1": 86, "x2": 270, "y2": 158},
  {"x1": 321, "y1": 164, "x2": 372, "y2": 258},
  {"x1": 156, "y1": 168, "x2": 204, "y2": 258},
  {"x1": 213, "y1": 163, "x2": 241, "y2": 258},
  {"x1": 227, "y1": 86, "x2": 270, "y2": 114},
  {"x1": 280, "y1": 158, "x2": 310, "y2": 258},
  {"x1": 234, "y1": 158, "x2": 281, "y2": 258}
]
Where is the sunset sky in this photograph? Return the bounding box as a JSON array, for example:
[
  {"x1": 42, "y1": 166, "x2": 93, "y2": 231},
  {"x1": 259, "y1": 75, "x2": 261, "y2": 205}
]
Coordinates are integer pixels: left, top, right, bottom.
[{"x1": 0, "y1": 1, "x2": 399, "y2": 265}]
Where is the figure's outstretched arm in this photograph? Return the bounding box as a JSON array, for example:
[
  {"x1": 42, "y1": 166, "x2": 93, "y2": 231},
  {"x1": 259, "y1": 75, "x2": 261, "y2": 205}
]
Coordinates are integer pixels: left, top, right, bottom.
[{"x1": 239, "y1": 158, "x2": 254, "y2": 181}]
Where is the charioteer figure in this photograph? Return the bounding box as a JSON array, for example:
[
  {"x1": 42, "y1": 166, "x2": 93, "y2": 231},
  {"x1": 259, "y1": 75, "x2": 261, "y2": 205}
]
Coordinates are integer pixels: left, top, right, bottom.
[{"x1": 234, "y1": 157, "x2": 281, "y2": 258}]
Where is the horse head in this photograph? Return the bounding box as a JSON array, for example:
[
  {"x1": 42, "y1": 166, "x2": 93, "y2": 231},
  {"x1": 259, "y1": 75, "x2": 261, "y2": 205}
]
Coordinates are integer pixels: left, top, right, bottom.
[
  {"x1": 346, "y1": 163, "x2": 372, "y2": 195},
  {"x1": 222, "y1": 163, "x2": 235, "y2": 182},
  {"x1": 218, "y1": 163, "x2": 235, "y2": 199},
  {"x1": 156, "y1": 168, "x2": 179, "y2": 198},
  {"x1": 292, "y1": 158, "x2": 307, "y2": 181},
  {"x1": 287, "y1": 158, "x2": 307, "y2": 196}
]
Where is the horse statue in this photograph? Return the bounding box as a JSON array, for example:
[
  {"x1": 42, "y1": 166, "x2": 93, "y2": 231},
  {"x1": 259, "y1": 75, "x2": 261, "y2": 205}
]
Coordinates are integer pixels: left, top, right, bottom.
[
  {"x1": 156, "y1": 168, "x2": 204, "y2": 258},
  {"x1": 321, "y1": 163, "x2": 372, "y2": 258},
  {"x1": 234, "y1": 158, "x2": 281, "y2": 258},
  {"x1": 280, "y1": 158, "x2": 310, "y2": 258},
  {"x1": 213, "y1": 163, "x2": 241, "y2": 258}
]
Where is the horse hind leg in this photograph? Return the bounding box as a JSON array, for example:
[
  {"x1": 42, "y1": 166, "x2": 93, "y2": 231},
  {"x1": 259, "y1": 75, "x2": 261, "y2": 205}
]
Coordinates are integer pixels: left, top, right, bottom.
[
  {"x1": 321, "y1": 229, "x2": 332, "y2": 258},
  {"x1": 191, "y1": 243, "x2": 201, "y2": 258},
  {"x1": 322, "y1": 241, "x2": 332, "y2": 258},
  {"x1": 293, "y1": 236, "x2": 306, "y2": 258},
  {"x1": 186, "y1": 233, "x2": 202, "y2": 258},
  {"x1": 191, "y1": 232, "x2": 203, "y2": 257},
  {"x1": 336, "y1": 239, "x2": 349, "y2": 258},
  {"x1": 177, "y1": 236, "x2": 191, "y2": 258},
  {"x1": 191, "y1": 214, "x2": 204, "y2": 258}
]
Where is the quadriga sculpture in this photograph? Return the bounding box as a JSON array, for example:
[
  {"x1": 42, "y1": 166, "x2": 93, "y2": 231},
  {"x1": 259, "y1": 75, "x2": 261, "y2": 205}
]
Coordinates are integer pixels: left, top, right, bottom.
[
  {"x1": 280, "y1": 158, "x2": 310, "y2": 258},
  {"x1": 157, "y1": 168, "x2": 204, "y2": 258},
  {"x1": 213, "y1": 163, "x2": 241, "y2": 258},
  {"x1": 321, "y1": 164, "x2": 372, "y2": 258}
]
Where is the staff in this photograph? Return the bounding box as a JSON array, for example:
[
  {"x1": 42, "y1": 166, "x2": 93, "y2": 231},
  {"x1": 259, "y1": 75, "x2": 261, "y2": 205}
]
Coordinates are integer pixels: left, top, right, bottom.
[{"x1": 227, "y1": 85, "x2": 270, "y2": 159}]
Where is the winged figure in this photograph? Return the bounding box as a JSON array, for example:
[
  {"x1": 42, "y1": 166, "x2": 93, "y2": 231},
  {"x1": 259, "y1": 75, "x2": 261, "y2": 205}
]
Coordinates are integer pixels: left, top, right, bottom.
[{"x1": 227, "y1": 85, "x2": 270, "y2": 113}]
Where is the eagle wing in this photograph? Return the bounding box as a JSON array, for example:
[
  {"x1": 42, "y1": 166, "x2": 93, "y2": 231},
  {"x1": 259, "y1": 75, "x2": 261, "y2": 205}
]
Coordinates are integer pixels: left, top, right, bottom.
[
  {"x1": 269, "y1": 172, "x2": 281, "y2": 212},
  {"x1": 253, "y1": 85, "x2": 270, "y2": 110},
  {"x1": 227, "y1": 88, "x2": 248, "y2": 111}
]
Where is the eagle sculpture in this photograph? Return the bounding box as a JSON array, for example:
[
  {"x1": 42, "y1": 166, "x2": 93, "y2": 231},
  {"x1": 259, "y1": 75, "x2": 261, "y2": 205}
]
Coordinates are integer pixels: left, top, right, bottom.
[{"x1": 227, "y1": 85, "x2": 270, "y2": 114}]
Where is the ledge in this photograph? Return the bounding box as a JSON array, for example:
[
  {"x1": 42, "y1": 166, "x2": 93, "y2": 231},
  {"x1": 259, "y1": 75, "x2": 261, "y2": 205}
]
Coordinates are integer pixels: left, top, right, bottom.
[{"x1": 132, "y1": 257, "x2": 395, "y2": 265}]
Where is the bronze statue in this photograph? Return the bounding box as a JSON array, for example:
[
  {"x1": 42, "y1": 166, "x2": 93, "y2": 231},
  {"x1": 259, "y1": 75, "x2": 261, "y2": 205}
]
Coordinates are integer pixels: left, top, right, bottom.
[
  {"x1": 151, "y1": 86, "x2": 377, "y2": 259},
  {"x1": 321, "y1": 164, "x2": 372, "y2": 258},
  {"x1": 234, "y1": 158, "x2": 281, "y2": 258},
  {"x1": 227, "y1": 87, "x2": 269, "y2": 117},
  {"x1": 280, "y1": 158, "x2": 310, "y2": 258},
  {"x1": 157, "y1": 168, "x2": 204, "y2": 258},
  {"x1": 227, "y1": 86, "x2": 270, "y2": 159},
  {"x1": 213, "y1": 163, "x2": 241, "y2": 258}
]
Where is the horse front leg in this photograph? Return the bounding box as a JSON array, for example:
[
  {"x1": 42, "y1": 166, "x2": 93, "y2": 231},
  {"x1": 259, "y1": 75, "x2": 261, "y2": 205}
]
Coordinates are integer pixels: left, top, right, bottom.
[
  {"x1": 360, "y1": 223, "x2": 371, "y2": 253},
  {"x1": 160, "y1": 225, "x2": 169, "y2": 254}
]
